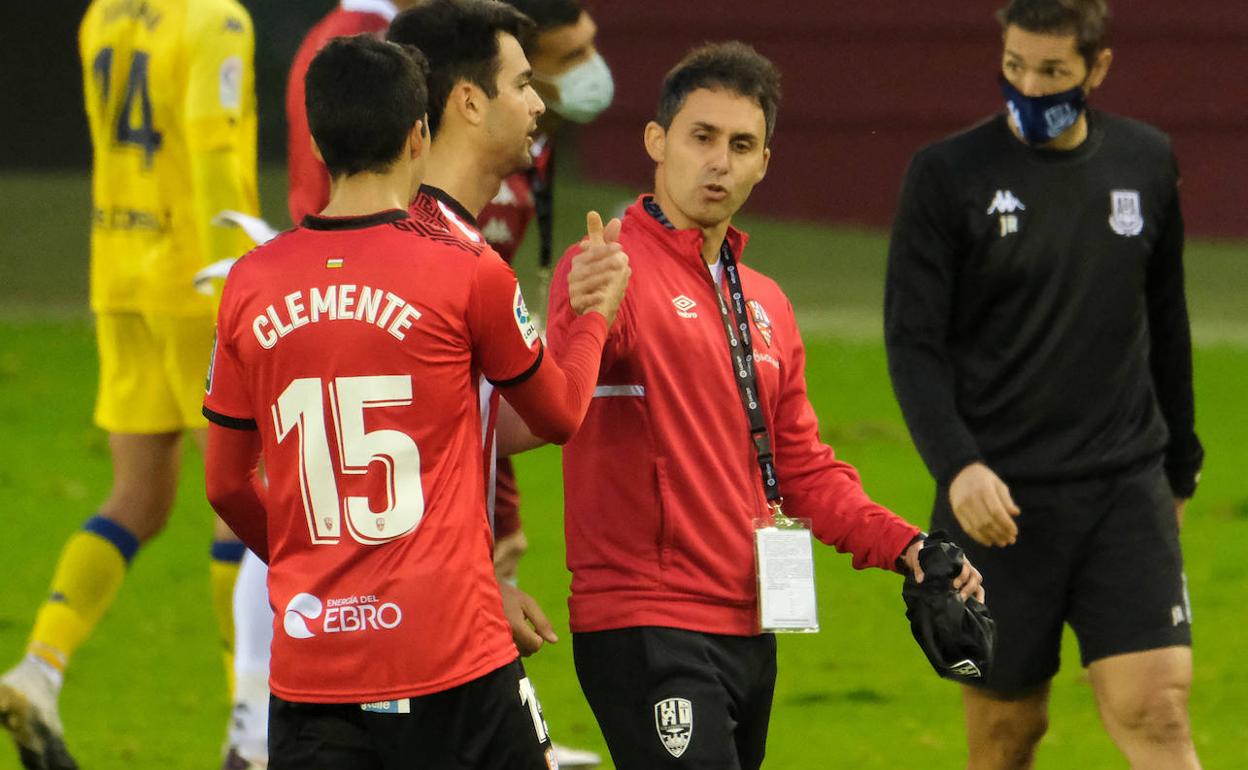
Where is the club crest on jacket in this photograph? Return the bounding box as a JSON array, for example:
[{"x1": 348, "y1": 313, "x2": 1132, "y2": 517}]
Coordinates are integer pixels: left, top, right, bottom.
[{"x1": 748, "y1": 299, "x2": 773, "y2": 347}]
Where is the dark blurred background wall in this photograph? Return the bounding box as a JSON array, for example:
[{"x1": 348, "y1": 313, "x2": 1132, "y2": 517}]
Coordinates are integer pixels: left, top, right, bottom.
[
  {"x1": 0, "y1": 0, "x2": 336, "y2": 171},
  {"x1": 3, "y1": 1, "x2": 1245, "y2": 237},
  {"x1": 582, "y1": 1, "x2": 1248, "y2": 237}
]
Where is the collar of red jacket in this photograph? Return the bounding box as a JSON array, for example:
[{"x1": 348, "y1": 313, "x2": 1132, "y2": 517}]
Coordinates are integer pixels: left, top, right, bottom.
[{"x1": 625, "y1": 195, "x2": 751, "y2": 266}]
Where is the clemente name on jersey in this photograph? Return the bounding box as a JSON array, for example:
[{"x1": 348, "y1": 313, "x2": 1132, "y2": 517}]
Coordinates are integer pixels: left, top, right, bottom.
[{"x1": 251, "y1": 283, "x2": 422, "y2": 349}]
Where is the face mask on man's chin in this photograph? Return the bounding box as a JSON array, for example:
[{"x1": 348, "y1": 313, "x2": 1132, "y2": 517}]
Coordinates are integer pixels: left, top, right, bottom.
[
  {"x1": 999, "y1": 74, "x2": 1088, "y2": 145},
  {"x1": 539, "y1": 52, "x2": 614, "y2": 124}
]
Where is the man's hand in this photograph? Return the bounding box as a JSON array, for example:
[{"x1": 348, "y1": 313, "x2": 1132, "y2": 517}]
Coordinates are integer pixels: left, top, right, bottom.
[
  {"x1": 498, "y1": 581, "x2": 558, "y2": 656},
  {"x1": 567, "y1": 210, "x2": 630, "y2": 326},
  {"x1": 949, "y1": 462, "x2": 1020, "y2": 547},
  {"x1": 901, "y1": 538, "x2": 986, "y2": 603}
]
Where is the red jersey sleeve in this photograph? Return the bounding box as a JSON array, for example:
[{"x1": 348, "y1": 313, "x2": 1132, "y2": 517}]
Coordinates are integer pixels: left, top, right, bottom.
[
  {"x1": 204, "y1": 422, "x2": 269, "y2": 561},
  {"x1": 203, "y1": 286, "x2": 255, "y2": 428},
  {"x1": 499, "y1": 309, "x2": 607, "y2": 445},
  {"x1": 770, "y1": 299, "x2": 920, "y2": 571},
  {"x1": 202, "y1": 281, "x2": 268, "y2": 558},
  {"x1": 468, "y1": 248, "x2": 543, "y2": 385}
]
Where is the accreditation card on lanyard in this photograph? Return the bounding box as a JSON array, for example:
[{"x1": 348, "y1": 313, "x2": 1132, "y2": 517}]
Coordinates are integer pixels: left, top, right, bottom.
[
  {"x1": 754, "y1": 509, "x2": 819, "y2": 632},
  {"x1": 704, "y1": 227, "x2": 819, "y2": 634}
]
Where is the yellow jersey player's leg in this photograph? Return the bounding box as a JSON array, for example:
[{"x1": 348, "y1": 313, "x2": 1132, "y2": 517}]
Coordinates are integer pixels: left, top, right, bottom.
[
  {"x1": 0, "y1": 2, "x2": 258, "y2": 769},
  {"x1": 148, "y1": 312, "x2": 247, "y2": 696}
]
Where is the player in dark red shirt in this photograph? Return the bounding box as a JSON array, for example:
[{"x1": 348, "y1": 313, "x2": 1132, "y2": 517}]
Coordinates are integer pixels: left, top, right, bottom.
[{"x1": 204, "y1": 35, "x2": 628, "y2": 767}]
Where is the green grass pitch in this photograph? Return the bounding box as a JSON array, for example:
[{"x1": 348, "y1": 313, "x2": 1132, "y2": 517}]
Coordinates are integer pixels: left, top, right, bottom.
[{"x1": 0, "y1": 169, "x2": 1245, "y2": 768}]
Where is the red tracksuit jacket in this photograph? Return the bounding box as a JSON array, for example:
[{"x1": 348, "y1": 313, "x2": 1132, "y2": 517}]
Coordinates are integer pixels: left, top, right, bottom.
[{"x1": 547, "y1": 196, "x2": 922, "y2": 636}]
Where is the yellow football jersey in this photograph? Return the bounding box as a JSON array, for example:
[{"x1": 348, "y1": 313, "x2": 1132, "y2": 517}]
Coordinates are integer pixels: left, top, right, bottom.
[{"x1": 80, "y1": 0, "x2": 258, "y2": 315}]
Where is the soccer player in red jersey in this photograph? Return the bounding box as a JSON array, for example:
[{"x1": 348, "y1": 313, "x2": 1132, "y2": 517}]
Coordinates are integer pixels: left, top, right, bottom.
[
  {"x1": 284, "y1": 0, "x2": 615, "y2": 592},
  {"x1": 228, "y1": 5, "x2": 609, "y2": 764},
  {"x1": 204, "y1": 35, "x2": 628, "y2": 767},
  {"x1": 387, "y1": 0, "x2": 563, "y2": 649},
  {"x1": 485, "y1": 0, "x2": 614, "y2": 590},
  {"x1": 388, "y1": 6, "x2": 608, "y2": 766},
  {"x1": 388, "y1": 0, "x2": 547, "y2": 577}
]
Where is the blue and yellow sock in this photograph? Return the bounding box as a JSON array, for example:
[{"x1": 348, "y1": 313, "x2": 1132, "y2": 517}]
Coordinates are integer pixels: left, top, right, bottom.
[
  {"x1": 210, "y1": 540, "x2": 245, "y2": 695},
  {"x1": 26, "y1": 515, "x2": 139, "y2": 673}
]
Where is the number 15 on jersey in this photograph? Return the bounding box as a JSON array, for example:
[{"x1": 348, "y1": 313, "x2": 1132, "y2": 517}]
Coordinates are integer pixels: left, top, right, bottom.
[{"x1": 273, "y1": 375, "x2": 426, "y2": 547}]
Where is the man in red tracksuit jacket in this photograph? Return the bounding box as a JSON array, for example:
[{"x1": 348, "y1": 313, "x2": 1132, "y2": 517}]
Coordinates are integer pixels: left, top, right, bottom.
[{"x1": 546, "y1": 42, "x2": 984, "y2": 769}]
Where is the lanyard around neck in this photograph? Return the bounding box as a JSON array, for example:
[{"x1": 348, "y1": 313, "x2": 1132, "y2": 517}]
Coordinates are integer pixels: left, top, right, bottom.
[
  {"x1": 708, "y1": 241, "x2": 783, "y2": 506},
  {"x1": 642, "y1": 197, "x2": 781, "y2": 506}
]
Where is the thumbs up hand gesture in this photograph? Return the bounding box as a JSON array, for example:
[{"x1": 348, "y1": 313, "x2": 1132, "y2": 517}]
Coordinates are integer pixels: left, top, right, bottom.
[{"x1": 567, "y1": 210, "x2": 631, "y2": 326}]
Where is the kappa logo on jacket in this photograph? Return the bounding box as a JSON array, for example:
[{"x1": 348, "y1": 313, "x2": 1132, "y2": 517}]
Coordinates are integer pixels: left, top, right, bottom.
[
  {"x1": 986, "y1": 189, "x2": 1026, "y2": 215},
  {"x1": 987, "y1": 190, "x2": 1025, "y2": 237},
  {"x1": 671, "y1": 295, "x2": 698, "y2": 319},
  {"x1": 481, "y1": 217, "x2": 514, "y2": 247}
]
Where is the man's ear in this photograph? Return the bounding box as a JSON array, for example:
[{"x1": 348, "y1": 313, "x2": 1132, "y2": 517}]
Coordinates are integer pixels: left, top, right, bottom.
[
  {"x1": 756, "y1": 146, "x2": 771, "y2": 185},
  {"x1": 1086, "y1": 47, "x2": 1113, "y2": 91},
  {"x1": 311, "y1": 136, "x2": 324, "y2": 164},
  {"x1": 643, "y1": 121, "x2": 666, "y2": 164},
  {"x1": 409, "y1": 119, "x2": 426, "y2": 159},
  {"x1": 448, "y1": 80, "x2": 486, "y2": 128}
]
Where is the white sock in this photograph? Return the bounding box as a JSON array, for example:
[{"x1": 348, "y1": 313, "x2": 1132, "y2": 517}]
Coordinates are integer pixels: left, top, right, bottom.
[
  {"x1": 230, "y1": 550, "x2": 273, "y2": 757},
  {"x1": 24, "y1": 654, "x2": 64, "y2": 693}
]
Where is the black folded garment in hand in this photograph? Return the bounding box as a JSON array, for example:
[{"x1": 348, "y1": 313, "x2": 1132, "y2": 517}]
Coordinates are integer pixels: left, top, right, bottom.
[{"x1": 902, "y1": 532, "x2": 995, "y2": 683}]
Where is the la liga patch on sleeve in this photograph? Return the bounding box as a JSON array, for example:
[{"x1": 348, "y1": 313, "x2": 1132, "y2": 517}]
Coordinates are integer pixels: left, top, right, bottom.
[
  {"x1": 513, "y1": 285, "x2": 539, "y2": 348},
  {"x1": 205, "y1": 330, "x2": 218, "y2": 394},
  {"x1": 219, "y1": 56, "x2": 243, "y2": 110}
]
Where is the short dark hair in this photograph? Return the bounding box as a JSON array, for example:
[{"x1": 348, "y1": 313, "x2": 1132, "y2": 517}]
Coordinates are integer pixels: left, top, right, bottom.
[
  {"x1": 656, "y1": 42, "x2": 781, "y2": 146},
  {"x1": 501, "y1": 0, "x2": 581, "y2": 32},
  {"x1": 387, "y1": 0, "x2": 535, "y2": 136},
  {"x1": 304, "y1": 35, "x2": 430, "y2": 179},
  {"x1": 997, "y1": 0, "x2": 1110, "y2": 66}
]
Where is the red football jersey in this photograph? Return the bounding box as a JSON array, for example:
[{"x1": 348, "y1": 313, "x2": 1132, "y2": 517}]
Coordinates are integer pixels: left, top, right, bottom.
[
  {"x1": 285, "y1": 1, "x2": 395, "y2": 224},
  {"x1": 204, "y1": 209, "x2": 543, "y2": 703},
  {"x1": 409, "y1": 186, "x2": 508, "y2": 527}
]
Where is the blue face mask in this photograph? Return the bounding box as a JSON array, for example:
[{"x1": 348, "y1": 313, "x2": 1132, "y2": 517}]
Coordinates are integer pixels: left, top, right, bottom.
[{"x1": 999, "y1": 75, "x2": 1087, "y2": 145}]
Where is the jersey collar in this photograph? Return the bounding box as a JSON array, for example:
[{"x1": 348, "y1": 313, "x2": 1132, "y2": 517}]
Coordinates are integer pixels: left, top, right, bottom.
[
  {"x1": 418, "y1": 185, "x2": 480, "y2": 229},
  {"x1": 339, "y1": 0, "x2": 399, "y2": 22},
  {"x1": 302, "y1": 209, "x2": 408, "y2": 231}
]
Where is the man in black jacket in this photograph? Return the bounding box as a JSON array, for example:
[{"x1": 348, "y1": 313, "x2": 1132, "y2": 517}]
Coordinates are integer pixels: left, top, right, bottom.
[{"x1": 885, "y1": 1, "x2": 1202, "y2": 768}]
